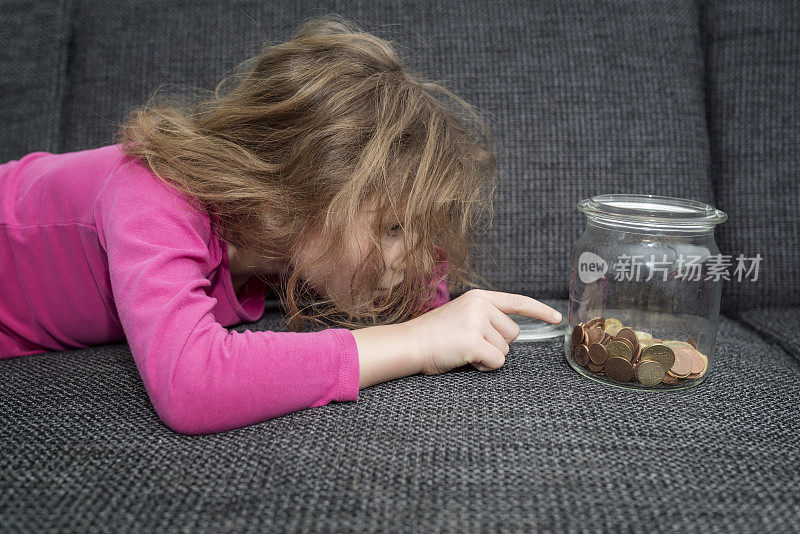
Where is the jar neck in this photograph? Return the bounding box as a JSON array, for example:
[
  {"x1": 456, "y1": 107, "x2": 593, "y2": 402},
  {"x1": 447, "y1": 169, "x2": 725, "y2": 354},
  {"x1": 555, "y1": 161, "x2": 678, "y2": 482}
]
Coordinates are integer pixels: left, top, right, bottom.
[{"x1": 585, "y1": 216, "x2": 718, "y2": 237}]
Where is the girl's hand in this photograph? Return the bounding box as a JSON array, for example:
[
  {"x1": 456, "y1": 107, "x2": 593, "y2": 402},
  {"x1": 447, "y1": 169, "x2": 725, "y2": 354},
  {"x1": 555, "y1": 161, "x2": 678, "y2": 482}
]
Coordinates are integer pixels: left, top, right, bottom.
[{"x1": 402, "y1": 289, "x2": 563, "y2": 375}]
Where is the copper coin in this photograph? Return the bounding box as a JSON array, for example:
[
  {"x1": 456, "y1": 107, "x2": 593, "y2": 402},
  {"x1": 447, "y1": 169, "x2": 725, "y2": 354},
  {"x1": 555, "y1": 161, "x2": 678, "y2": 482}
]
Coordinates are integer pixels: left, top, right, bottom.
[
  {"x1": 662, "y1": 374, "x2": 680, "y2": 385},
  {"x1": 574, "y1": 344, "x2": 590, "y2": 366},
  {"x1": 697, "y1": 352, "x2": 708, "y2": 376},
  {"x1": 585, "y1": 317, "x2": 602, "y2": 329},
  {"x1": 616, "y1": 328, "x2": 639, "y2": 349},
  {"x1": 571, "y1": 325, "x2": 585, "y2": 348},
  {"x1": 687, "y1": 337, "x2": 698, "y2": 349},
  {"x1": 605, "y1": 356, "x2": 634, "y2": 383},
  {"x1": 587, "y1": 361, "x2": 604, "y2": 373},
  {"x1": 587, "y1": 326, "x2": 605, "y2": 345},
  {"x1": 589, "y1": 343, "x2": 608, "y2": 365},
  {"x1": 602, "y1": 332, "x2": 612, "y2": 345},
  {"x1": 669, "y1": 349, "x2": 693, "y2": 378},
  {"x1": 635, "y1": 359, "x2": 666, "y2": 386},
  {"x1": 632, "y1": 343, "x2": 641, "y2": 364},
  {"x1": 683, "y1": 347, "x2": 705, "y2": 375}
]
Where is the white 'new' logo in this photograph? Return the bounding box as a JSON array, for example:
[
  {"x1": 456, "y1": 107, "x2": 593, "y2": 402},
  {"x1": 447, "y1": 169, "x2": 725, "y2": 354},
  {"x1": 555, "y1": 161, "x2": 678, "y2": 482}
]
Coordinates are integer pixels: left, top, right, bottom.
[{"x1": 578, "y1": 251, "x2": 608, "y2": 284}]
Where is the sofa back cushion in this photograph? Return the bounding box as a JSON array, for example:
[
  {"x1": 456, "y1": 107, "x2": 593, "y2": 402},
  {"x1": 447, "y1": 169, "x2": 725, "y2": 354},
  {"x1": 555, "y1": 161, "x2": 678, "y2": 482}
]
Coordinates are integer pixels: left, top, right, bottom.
[
  {"x1": 703, "y1": 0, "x2": 800, "y2": 312},
  {"x1": 7, "y1": 1, "x2": 714, "y2": 304},
  {"x1": 0, "y1": 1, "x2": 71, "y2": 161}
]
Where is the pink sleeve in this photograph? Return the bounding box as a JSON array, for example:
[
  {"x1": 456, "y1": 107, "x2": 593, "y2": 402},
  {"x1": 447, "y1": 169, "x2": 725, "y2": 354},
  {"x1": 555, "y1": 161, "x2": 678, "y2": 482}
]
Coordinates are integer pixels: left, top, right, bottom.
[
  {"x1": 99, "y1": 177, "x2": 360, "y2": 435},
  {"x1": 417, "y1": 246, "x2": 451, "y2": 314}
]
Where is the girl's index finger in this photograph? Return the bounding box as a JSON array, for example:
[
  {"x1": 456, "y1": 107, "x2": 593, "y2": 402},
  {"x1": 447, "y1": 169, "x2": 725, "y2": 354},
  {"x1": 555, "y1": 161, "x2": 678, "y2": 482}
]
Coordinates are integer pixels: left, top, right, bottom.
[{"x1": 478, "y1": 290, "x2": 562, "y2": 324}]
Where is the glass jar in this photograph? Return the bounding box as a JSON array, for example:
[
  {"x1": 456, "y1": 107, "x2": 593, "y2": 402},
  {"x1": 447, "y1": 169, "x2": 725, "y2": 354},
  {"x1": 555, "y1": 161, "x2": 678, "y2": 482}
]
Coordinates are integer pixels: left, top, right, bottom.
[{"x1": 564, "y1": 194, "x2": 728, "y2": 391}]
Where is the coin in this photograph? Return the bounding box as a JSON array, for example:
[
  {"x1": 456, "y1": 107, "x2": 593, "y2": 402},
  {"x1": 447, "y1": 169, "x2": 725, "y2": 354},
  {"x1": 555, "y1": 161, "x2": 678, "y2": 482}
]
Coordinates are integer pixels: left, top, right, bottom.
[
  {"x1": 589, "y1": 343, "x2": 609, "y2": 365},
  {"x1": 684, "y1": 347, "x2": 705, "y2": 375},
  {"x1": 636, "y1": 359, "x2": 666, "y2": 386},
  {"x1": 605, "y1": 356, "x2": 634, "y2": 383},
  {"x1": 639, "y1": 338, "x2": 656, "y2": 350},
  {"x1": 662, "y1": 374, "x2": 680, "y2": 385},
  {"x1": 587, "y1": 361, "x2": 604, "y2": 372},
  {"x1": 587, "y1": 326, "x2": 605, "y2": 345},
  {"x1": 585, "y1": 317, "x2": 603, "y2": 329},
  {"x1": 616, "y1": 328, "x2": 639, "y2": 348},
  {"x1": 574, "y1": 344, "x2": 590, "y2": 366},
  {"x1": 616, "y1": 336, "x2": 635, "y2": 355},
  {"x1": 632, "y1": 343, "x2": 642, "y2": 365},
  {"x1": 634, "y1": 330, "x2": 653, "y2": 342},
  {"x1": 640, "y1": 344, "x2": 676, "y2": 372},
  {"x1": 668, "y1": 349, "x2": 692, "y2": 378},
  {"x1": 664, "y1": 340, "x2": 694, "y2": 351},
  {"x1": 571, "y1": 325, "x2": 585, "y2": 348},
  {"x1": 687, "y1": 337, "x2": 698, "y2": 349},
  {"x1": 602, "y1": 332, "x2": 612, "y2": 345},
  {"x1": 698, "y1": 352, "x2": 708, "y2": 376},
  {"x1": 607, "y1": 340, "x2": 633, "y2": 362},
  {"x1": 604, "y1": 318, "x2": 624, "y2": 336}
]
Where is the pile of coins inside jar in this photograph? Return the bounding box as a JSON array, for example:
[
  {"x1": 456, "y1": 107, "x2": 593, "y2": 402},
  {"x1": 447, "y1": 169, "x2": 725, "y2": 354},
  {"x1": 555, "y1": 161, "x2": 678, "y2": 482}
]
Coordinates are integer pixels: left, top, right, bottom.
[{"x1": 569, "y1": 316, "x2": 709, "y2": 386}]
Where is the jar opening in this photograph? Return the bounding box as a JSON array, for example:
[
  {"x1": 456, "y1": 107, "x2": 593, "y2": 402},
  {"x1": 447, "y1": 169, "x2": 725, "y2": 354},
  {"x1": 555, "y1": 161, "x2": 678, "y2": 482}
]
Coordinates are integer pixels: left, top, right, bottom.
[{"x1": 577, "y1": 194, "x2": 727, "y2": 231}]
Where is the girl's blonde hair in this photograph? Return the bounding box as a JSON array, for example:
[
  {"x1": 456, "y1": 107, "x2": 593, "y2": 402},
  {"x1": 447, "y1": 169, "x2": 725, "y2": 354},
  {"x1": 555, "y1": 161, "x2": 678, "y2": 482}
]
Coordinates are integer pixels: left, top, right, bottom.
[{"x1": 116, "y1": 14, "x2": 499, "y2": 331}]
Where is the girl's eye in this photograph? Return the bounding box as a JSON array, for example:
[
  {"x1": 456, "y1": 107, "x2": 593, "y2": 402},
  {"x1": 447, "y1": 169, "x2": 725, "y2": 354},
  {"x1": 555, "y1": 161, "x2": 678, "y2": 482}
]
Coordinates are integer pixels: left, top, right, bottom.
[{"x1": 388, "y1": 223, "x2": 403, "y2": 235}]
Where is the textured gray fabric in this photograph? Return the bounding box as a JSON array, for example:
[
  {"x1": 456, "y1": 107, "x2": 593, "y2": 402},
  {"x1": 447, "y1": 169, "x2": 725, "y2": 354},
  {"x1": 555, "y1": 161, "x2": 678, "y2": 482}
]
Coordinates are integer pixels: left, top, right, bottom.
[
  {"x1": 3, "y1": 1, "x2": 800, "y2": 532},
  {"x1": 702, "y1": 0, "x2": 800, "y2": 311},
  {"x1": 2, "y1": 300, "x2": 799, "y2": 532},
  {"x1": 54, "y1": 0, "x2": 713, "y2": 301},
  {"x1": 736, "y1": 306, "x2": 800, "y2": 365},
  {"x1": 0, "y1": 0, "x2": 72, "y2": 161}
]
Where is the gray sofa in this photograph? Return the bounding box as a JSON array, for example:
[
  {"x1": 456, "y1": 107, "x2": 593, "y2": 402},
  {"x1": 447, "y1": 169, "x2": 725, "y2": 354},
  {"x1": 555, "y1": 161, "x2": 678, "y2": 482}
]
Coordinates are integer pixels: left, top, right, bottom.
[{"x1": 2, "y1": 1, "x2": 799, "y2": 532}]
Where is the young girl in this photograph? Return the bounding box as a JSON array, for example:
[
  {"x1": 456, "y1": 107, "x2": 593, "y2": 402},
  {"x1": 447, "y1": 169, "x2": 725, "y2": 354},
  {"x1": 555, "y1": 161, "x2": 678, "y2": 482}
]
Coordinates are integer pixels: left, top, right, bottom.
[{"x1": 0, "y1": 15, "x2": 561, "y2": 434}]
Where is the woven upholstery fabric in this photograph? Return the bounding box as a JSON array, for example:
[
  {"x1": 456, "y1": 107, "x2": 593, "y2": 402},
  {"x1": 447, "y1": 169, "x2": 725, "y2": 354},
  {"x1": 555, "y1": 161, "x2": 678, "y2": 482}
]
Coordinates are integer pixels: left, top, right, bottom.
[
  {"x1": 702, "y1": 0, "x2": 800, "y2": 311},
  {"x1": 51, "y1": 0, "x2": 713, "y2": 301},
  {"x1": 0, "y1": 0, "x2": 71, "y2": 161},
  {"x1": 2, "y1": 299, "x2": 799, "y2": 532},
  {"x1": 736, "y1": 306, "x2": 800, "y2": 365}
]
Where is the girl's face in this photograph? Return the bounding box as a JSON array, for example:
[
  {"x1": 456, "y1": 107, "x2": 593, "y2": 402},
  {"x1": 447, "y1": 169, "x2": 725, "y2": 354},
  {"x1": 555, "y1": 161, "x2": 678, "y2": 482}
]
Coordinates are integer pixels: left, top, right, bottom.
[{"x1": 298, "y1": 208, "x2": 410, "y2": 303}]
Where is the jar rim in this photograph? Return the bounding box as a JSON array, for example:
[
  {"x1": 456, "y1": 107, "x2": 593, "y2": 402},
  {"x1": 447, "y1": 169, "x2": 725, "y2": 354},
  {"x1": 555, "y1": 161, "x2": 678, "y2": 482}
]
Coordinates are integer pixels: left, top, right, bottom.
[{"x1": 576, "y1": 194, "x2": 728, "y2": 229}]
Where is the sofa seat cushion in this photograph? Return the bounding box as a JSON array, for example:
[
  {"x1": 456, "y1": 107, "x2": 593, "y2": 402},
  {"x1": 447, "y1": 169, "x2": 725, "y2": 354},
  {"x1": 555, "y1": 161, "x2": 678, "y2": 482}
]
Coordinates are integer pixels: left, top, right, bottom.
[
  {"x1": 735, "y1": 306, "x2": 800, "y2": 363},
  {"x1": 2, "y1": 299, "x2": 798, "y2": 531}
]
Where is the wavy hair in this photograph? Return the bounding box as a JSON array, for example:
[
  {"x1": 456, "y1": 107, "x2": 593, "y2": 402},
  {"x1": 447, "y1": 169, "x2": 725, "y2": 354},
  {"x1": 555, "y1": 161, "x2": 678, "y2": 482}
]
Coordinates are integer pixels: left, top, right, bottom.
[{"x1": 116, "y1": 13, "x2": 499, "y2": 331}]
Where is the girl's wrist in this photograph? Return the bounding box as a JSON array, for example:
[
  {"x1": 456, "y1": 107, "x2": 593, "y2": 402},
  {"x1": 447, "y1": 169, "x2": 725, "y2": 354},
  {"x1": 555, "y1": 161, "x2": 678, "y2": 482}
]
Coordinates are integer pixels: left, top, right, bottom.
[{"x1": 352, "y1": 322, "x2": 422, "y2": 389}]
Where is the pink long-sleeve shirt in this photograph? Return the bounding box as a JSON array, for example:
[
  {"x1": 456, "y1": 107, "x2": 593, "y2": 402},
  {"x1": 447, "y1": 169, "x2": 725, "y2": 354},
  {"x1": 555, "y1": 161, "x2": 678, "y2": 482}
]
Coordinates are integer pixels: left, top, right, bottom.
[{"x1": 0, "y1": 143, "x2": 450, "y2": 434}]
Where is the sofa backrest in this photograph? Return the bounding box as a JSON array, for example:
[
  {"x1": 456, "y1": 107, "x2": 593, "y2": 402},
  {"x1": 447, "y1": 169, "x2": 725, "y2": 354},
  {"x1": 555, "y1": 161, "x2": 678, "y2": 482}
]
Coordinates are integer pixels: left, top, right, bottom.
[
  {"x1": 702, "y1": 0, "x2": 800, "y2": 312},
  {"x1": 4, "y1": 1, "x2": 793, "y2": 314}
]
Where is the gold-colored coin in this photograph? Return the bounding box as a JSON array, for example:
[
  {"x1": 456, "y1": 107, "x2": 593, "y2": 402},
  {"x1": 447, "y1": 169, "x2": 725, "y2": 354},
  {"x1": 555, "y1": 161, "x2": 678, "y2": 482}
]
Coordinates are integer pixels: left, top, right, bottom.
[
  {"x1": 640, "y1": 343, "x2": 676, "y2": 372},
  {"x1": 639, "y1": 338, "x2": 656, "y2": 350},
  {"x1": 634, "y1": 330, "x2": 653, "y2": 342},
  {"x1": 604, "y1": 318, "x2": 624, "y2": 336},
  {"x1": 607, "y1": 339, "x2": 633, "y2": 362},
  {"x1": 635, "y1": 359, "x2": 666, "y2": 386},
  {"x1": 615, "y1": 337, "x2": 635, "y2": 354}
]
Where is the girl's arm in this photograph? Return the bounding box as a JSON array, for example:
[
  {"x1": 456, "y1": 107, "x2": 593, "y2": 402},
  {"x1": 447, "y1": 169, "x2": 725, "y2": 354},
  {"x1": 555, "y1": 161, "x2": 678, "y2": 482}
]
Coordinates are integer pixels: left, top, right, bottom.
[
  {"x1": 353, "y1": 254, "x2": 450, "y2": 389},
  {"x1": 99, "y1": 173, "x2": 362, "y2": 435}
]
